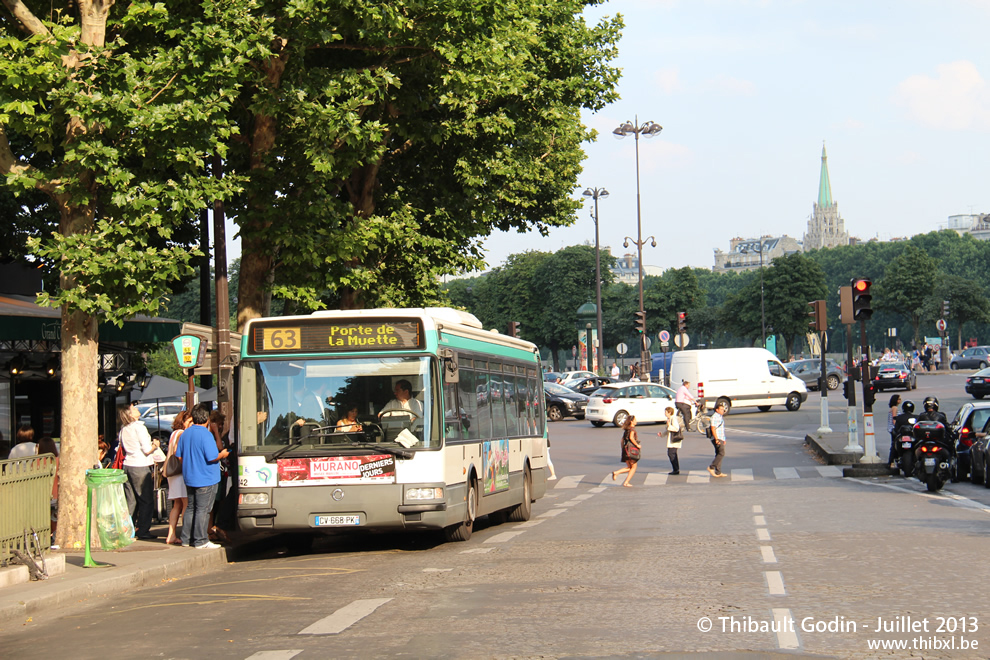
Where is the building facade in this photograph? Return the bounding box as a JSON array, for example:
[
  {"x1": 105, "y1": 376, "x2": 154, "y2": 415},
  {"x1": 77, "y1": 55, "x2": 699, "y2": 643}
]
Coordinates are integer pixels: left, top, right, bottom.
[
  {"x1": 713, "y1": 235, "x2": 803, "y2": 273},
  {"x1": 803, "y1": 144, "x2": 850, "y2": 251},
  {"x1": 947, "y1": 214, "x2": 990, "y2": 242}
]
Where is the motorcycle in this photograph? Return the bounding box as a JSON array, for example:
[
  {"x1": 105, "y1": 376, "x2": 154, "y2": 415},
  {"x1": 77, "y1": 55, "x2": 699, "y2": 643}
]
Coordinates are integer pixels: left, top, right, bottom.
[
  {"x1": 892, "y1": 419, "x2": 917, "y2": 477},
  {"x1": 912, "y1": 420, "x2": 956, "y2": 492}
]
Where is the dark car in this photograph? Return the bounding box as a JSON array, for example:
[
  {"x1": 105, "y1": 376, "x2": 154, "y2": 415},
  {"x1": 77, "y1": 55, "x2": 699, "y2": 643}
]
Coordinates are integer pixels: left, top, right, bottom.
[
  {"x1": 950, "y1": 346, "x2": 990, "y2": 370},
  {"x1": 965, "y1": 367, "x2": 990, "y2": 399},
  {"x1": 873, "y1": 362, "x2": 917, "y2": 392},
  {"x1": 567, "y1": 376, "x2": 613, "y2": 397},
  {"x1": 950, "y1": 401, "x2": 990, "y2": 480},
  {"x1": 784, "y1": 358, "x2": 845, "y2": 391},
  {"x1": 968, "y1": 416, "x2": 990, "y2": 487},
  {"x1": 544, "y1": 381, "x2": 589, "y2": 422}
]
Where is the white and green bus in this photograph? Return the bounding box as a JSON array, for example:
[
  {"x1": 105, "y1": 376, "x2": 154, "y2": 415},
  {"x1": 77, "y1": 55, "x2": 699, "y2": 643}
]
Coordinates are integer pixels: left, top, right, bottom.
[{"x1": 235, "y1": 308, "x2": 548, "y2": 542}]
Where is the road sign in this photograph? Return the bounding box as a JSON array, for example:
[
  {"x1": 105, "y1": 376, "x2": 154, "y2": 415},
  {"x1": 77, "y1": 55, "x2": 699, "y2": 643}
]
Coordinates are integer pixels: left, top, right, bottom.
[
  {"x1": 674, "y1": 333, "x2": 689, "y2": 349},
  {"x1": 616, "y1": 342, "x2": 628, "y2": 355},
  {"x1": 936, "y1": 319, "x2": 947, "y2": 332},
  {"x1": 660, "y1": 341, "x2": 669, "y2": 348},
  {"x1": 645, "y1": 337, "x2": 652, "y2": 349},
  {"x1": 658, "y1": 330, "x2": 670, "y2": 342}
]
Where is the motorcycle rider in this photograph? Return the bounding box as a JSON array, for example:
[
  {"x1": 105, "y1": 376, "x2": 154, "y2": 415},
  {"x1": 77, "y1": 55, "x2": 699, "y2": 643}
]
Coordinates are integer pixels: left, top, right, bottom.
[
  {"x1": 920, "y1": 396, "x2": 949, "y2": 427},
  {"x1": 891, "y1": 401, "x2": 919, "y2": 467}
]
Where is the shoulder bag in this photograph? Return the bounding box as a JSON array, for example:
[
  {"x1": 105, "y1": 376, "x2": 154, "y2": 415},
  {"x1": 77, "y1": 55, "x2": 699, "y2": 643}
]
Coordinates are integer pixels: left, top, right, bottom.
[
  {"x1": 623, "y1": 429, "x2": 641, "y2": 460},
  {"x1": 164, "y1": 430, "x2": 183, "y2": 478}
]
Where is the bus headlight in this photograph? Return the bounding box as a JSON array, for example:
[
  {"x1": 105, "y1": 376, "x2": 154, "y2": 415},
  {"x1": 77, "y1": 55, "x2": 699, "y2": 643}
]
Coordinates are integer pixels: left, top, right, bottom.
[
  {"x1": 239, "y1": 492, "x2": 270, "y2": 506},
  {"x1": 405, "y1": 487, "x2": 443, "y2": 501}
]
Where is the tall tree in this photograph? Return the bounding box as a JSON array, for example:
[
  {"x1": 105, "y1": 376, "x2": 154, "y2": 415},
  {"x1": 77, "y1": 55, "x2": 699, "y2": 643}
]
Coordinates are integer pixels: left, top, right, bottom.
[
  {"x1": 762, "y1": 253, "x2": 827, "y2": 358},
  {"x1": 874, "y1": 245, "x2": 940, "y2": 347},
  {"x1": 920, "y1": 274, "x2": 990, "y2": 351},
  {"x1": 0, "y1": 0, "x2": 265, "y2": 548},
  {"x1": 228, "y1": 1, "x2": 622, "y2": 327}
]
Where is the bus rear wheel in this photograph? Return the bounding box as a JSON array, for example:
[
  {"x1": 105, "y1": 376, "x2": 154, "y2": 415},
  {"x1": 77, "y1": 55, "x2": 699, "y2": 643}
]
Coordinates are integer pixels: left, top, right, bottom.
[
  {"x1": 445, "y1": 478, "x2": 477, "y2": 542},
  {"x1": 507, "y1": 466, "x2": 532, "y2": 522}
]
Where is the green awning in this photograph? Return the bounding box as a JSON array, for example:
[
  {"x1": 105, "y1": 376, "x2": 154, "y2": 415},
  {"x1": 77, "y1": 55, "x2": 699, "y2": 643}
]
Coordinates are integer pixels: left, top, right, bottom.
[{"x1": 0, "y1": 294, "x2": 180, "y2": 343}]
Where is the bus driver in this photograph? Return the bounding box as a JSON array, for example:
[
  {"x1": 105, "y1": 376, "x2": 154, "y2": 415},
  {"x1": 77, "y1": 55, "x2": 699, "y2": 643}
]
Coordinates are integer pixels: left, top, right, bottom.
[{"x1": 379, "y1": 379, "x2": 424, "y2": 420}]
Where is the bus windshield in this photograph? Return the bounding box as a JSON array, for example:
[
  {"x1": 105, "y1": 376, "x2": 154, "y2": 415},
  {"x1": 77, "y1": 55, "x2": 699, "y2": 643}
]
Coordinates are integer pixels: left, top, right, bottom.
[{"x1": 238, "y1": 356, "x2": 438, "y2": 452}]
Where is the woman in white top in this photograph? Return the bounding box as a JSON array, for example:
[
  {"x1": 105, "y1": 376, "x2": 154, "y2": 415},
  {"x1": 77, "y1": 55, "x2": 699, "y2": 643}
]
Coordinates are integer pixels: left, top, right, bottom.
[
  {"x1": 663, "y1": 406, "x2": 683, "y2": 475},
  {"x1": 118, "y1": 404, "x2": 160, "y2": 539},
  {"x1": 165, "y1": 410, "x2": 191, "y2": 545}
]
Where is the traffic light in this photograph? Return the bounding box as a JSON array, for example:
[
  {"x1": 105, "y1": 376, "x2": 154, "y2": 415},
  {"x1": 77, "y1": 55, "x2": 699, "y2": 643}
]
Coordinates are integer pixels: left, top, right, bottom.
[
  {"x1": 634, "y1": 311, "x2": 647, "y2": 335},
  {"x1": 838, "y1": 286, "x2": 853, "y2": 324},
  {"x1": 507, "y1": 321, "x2": 521, "y2": 337},
  {"x1": 863, "y1": 382, "x2": 876, "y2": 409},
  {"x1": 851, "y1": 278, "x2": 873, "y2": 321},
  {"x1": 808, "y1": 300, "x2": 826, "y2": 332},
  {"x1": 677, "y1": 311, "x2": 687, "y2": 333},
  {"x1": 942, "y1": 299, "x2": 950, "y2": 318},
  {"x1": 842, "y1": 380, "x2": 850, "y2": 400}
]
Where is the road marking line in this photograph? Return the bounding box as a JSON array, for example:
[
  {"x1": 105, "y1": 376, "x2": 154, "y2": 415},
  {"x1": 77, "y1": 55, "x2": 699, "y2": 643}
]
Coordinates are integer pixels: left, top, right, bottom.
[
  {"x1": 572, "y1": 493, "x2": 594, "y2": 501},
  {"x1": 772, "y1": 608, "x2": 800, "y2": 649},
  {"x1": 765, "y1": 570, "x2": 786, "y2": 595},
  {"x1": 422, "y1": 568, "x2": 452, "y2": 572},
  {"x1": 554, "y1": 475, "x2": 584, "y2": 489},
  {"x1": 460, "y1": 547, "x2": 495, "y2": 554},
  {"x1": 756, "y1": 528, "x2": 771, "y2": 541},
  {"x1": 515, "y1": 519, "x2": 544, "y2": 528},
  {"x1": 589, "y1": 486, "x2": 606, "y2": 493},
  {"x1": 644, "y1": 472, "x2": 668, "y2": 486},
  {"x1": 484, "y1": 530, "x2": 525, "y2": 544},
  {"x1": 732, "y1": 469, "x2": 754, "y2": 481},
  {"x1": 752, "y1": 505, "x2": 763, "y2": 513},
  {"x1": 556, "y1": 500, "x2": 580, "y2": 507},
  {"x1": 687, "y1": 470, "x2": 710, "y2": 484},
  {"x1": 298, "y1": 598, "x2": 392, "y2": 635},
  {"x1": 733, "y1": 428, "x2": 805, "y2": 440},
  {"x1": 816, "y1": 465, "x2": 843, "y2": 477},
  {"x1": 773, "y1": 467, "x2": 800, "y2": 479},
  {"x1": 753, "y1": 515, "x2": 766, "y2": 526},
  {"x1": 849, "y1": 478, "x2": 990, "y2": 513},
  {"x1": 538, "y1": 509, "x2": 567, "y2": 517},
  {"x1": 245, "y1": 652, "x2": 304, "y2": 660},
  {"x1": 760, "y1": 545, "x2": 777, "y2": 563}
]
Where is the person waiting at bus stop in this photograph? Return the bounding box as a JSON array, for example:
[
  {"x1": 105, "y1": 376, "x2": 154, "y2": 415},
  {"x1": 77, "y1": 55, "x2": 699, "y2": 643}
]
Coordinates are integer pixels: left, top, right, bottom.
[{"x1": 176, "y1": 403, "x2": 230, "y2": 549}]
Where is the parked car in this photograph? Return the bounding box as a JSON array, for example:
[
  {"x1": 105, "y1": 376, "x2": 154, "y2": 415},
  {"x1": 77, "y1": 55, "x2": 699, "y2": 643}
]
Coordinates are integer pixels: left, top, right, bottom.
[
  {"x1": 543, "y1": 371, "x2": 562, "y2": 383},
  {"x1": 566, "y1": 376, "x2": 613, "y2": 397},
  {"x1": 968, "y1": 416, "x2": 990, "y2": 487},
  {"x1": 585, "y1": 382, "x2": 676, "y2": 427},
  {"x1": 137, "y1": 400, "x2": 185, "y2": 440},
  {"x1": 544, "y1": 382, "x2": 589, "y2": 422},
  {"x1": 949, "y1": 401, "x2": 990, "y2": 480},
  {"x1": 965, "y1": 367, "x2": 990, "y2": 399},
  {"x1": 558, "y1": 370, "x2": 596, "y2": 383},
  {"x1": 950, "y1": 346, "x2": 990, "y2": 370},
  {"x1": 872, "y1": 361, "x2": 917, "y2": 392},
  {"x1": 784, "y1": 358, "x2": 845, "y2": 391}
]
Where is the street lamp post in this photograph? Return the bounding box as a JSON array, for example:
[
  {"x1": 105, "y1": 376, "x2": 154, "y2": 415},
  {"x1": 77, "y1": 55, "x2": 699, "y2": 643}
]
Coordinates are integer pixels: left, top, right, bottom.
[
  {"x1": 739, "y1": 239, "x2": 767, "y2": 347},
  {"x1": 583, "y1": 187, "x2": 609, "y2": 375},
  {"x1": 614, "y1": 117, "x2": 662, "y2": 376}
]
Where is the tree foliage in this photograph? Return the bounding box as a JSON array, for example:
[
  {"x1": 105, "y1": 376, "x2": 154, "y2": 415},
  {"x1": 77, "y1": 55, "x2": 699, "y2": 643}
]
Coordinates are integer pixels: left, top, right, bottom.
[{"x1": 873, "y1": 245, "x2": 940, "y2": 346}]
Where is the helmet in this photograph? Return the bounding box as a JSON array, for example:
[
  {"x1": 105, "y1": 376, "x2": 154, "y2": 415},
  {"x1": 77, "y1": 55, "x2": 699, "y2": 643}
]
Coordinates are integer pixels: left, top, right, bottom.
[
  {"x1": 902, "y1": 400, "x2": 915, "y2": 414},
  {"x1": 923, "y1": 396, "x2": 939, "y2": 413}
]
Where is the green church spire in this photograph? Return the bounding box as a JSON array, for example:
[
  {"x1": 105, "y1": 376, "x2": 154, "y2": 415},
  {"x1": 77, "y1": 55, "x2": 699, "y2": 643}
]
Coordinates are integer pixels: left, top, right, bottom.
[{"x1": 818, "y1": 143, "x2": 832, "y2": 207}]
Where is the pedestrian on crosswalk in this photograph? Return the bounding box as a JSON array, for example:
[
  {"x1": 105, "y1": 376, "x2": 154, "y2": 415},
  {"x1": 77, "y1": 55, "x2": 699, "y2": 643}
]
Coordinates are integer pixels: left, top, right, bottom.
[
  {"x1": 708, "y1": 401, "x2": 728, "y2": 478},
  {"x1": 611, "y1": 416, "x2": 640, "y2": 487},
  {"x1": 663, "y1": 406, "x2": 683, "y2": 475}
]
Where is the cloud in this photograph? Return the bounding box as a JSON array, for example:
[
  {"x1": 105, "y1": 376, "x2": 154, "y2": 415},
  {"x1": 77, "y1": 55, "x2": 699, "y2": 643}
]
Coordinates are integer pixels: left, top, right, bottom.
[
  {"x1": 654, "y1": 67, "x2": 683, "y2": 94},
  {"x1": 894, "y1": 60, "x2": 990, "y2": 131}
]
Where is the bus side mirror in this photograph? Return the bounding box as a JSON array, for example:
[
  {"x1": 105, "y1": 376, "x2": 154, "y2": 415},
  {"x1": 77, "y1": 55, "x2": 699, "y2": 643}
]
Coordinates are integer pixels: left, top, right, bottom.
[{"x1": 440, "y1": 348, "x2": 459, "y2": 383}]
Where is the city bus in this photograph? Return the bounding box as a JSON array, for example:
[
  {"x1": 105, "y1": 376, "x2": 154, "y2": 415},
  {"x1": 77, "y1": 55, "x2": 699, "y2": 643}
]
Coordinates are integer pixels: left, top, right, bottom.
[{"x1": 234, "y1": 308, "x2": 548, "y2": 543}]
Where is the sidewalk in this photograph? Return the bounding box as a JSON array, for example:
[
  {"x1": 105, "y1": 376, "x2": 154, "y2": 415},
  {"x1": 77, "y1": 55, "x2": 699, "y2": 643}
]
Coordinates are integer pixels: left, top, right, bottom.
[
  {"x1": 0, "y1": 521, "x2": 227, "y2": 628},
  {"x1": 806, "y1": 429, "x2": 894, "y2": 477}
]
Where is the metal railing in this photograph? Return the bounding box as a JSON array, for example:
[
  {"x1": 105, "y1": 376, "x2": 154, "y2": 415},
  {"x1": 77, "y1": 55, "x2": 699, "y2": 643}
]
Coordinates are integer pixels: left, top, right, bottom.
[{"x1": 0, "y1": 454, "x2": 56, "y2": 566}]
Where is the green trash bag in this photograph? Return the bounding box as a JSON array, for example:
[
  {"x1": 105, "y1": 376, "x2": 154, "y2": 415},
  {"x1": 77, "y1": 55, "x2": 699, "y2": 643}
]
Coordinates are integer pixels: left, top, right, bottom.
[{"x1": 91, "y1": 473, "x2": 135, "y2": 550}]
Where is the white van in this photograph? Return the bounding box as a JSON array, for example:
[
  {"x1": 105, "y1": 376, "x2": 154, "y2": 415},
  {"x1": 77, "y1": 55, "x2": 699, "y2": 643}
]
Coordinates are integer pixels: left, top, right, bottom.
[{"x1": 670, "y1": 348, "x2": 808, "y2": 413}]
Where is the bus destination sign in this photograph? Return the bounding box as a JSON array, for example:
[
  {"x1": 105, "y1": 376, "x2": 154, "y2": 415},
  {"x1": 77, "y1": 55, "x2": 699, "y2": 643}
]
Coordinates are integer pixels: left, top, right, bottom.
[{"x1": 251, "y1": 319, "x2": 423, "y2": 354}]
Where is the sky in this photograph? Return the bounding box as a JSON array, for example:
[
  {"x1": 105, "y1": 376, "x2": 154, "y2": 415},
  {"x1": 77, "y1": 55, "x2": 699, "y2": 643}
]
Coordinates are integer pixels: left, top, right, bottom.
[{"x1": 478, "y1": 0, "x2": 990, "y2": 274}]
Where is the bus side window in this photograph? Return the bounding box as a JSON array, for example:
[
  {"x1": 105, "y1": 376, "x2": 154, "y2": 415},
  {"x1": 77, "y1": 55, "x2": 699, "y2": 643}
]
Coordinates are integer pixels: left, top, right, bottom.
[{"x1": 443, "y1": 381, "x2": 463, "y2": 440}]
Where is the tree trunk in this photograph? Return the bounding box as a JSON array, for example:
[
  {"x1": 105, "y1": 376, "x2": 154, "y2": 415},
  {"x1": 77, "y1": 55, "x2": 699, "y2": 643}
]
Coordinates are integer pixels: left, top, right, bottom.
[{"x1": 56, "y1": 304, "x2": 99, "y2": 549}]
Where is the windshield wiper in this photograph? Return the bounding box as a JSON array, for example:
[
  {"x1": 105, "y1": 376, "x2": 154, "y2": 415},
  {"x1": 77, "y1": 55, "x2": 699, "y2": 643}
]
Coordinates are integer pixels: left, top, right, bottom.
[
  {"x1": 269, "y1": 440, "x2": 303, "y2": 461},
  {"x1": 346, "y1": 443, "x2": 414, "y2": 460}
]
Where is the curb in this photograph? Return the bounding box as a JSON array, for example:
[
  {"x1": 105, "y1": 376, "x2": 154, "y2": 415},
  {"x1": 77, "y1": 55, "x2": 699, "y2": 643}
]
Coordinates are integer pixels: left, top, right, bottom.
[
  {"x1": 804, "y1": 434, "x2": 862, "y2": 465},
  {"x1": 0, "y1": 547, "x2": 226, "y2": 626}
]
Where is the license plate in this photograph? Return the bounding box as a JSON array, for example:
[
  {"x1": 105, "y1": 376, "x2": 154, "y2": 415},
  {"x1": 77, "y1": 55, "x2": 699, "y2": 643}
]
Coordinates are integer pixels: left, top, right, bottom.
[
  {"x1": 902, "y1": 441, "x2": 913, "y2": 448},
  {"x1": 974, "y1": 379, "x2": 985, "y2": 384},
  {"x1": 924, "y1": 457, "x2": 936, "y2": 466},
  {"x1": 315, "y1": 515, "x2": 361, "y2": 526}
]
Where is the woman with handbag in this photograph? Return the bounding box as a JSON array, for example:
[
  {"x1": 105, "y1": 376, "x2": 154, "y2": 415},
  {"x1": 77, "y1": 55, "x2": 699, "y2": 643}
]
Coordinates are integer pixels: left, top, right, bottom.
[
  {"x1": 164, "y1": 410, "x2": 192, "y2": 546},
  {"x1": 663, "y1": 406, "x2": 683, "y2": 475},
  {"x1": 611, "y1": 415, "x2": 641, "y2": 487}
]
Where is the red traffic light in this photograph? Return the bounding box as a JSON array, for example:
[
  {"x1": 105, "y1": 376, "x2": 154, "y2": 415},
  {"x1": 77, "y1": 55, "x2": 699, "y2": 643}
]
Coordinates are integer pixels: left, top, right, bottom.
[{"x1": 853, "y1": 279, "x2": 870, "y2": 292}]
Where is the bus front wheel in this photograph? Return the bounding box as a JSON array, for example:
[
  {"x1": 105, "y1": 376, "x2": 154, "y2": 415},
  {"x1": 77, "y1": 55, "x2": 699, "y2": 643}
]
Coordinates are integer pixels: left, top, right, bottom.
[
  {"x1": 507, "y1": 466, "x2": 532, "y2": 522},
  {"x1": 445, "y1": 478, "x2": 477, "y2": 542}
]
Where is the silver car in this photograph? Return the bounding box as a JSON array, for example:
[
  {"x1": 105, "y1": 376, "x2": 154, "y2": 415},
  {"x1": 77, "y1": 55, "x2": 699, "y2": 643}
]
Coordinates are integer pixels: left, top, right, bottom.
[{"x1": 784, "y1": 358, "x2": 844, "y2": 391}]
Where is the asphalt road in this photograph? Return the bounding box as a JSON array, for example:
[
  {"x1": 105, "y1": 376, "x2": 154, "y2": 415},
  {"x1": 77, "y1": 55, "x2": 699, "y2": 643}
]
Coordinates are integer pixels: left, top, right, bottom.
[{"x1": 4, "y1": 372, "x2": 989, "y2": 659}]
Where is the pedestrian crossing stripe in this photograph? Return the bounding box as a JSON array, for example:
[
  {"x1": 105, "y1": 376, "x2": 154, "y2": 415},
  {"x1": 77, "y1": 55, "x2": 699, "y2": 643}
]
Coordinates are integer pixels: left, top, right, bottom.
[{"x1": 557, "y1": 465, "x2": 844, "y2": 487}]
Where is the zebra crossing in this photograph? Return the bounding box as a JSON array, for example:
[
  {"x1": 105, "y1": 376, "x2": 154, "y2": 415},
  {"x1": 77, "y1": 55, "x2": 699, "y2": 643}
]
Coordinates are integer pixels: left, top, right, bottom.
[{"x1": 554, "y1": 465, "x2": 844, "y2": 488}]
